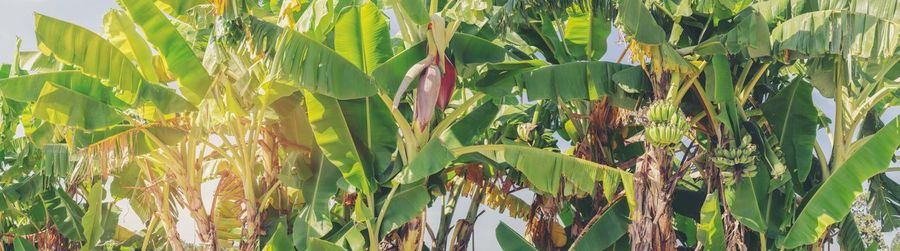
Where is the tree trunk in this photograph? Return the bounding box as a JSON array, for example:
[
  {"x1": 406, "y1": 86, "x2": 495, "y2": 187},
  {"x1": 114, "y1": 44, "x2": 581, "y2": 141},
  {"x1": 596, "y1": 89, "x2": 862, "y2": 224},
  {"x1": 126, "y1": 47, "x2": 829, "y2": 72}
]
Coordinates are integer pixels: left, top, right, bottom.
[
  {"x1": 154, "y1": 186, "x2": 186, "y2": 251},
  {"x1": 629, "y1": 147, "x2": 677, "y2": 251},
  {"x1": 185, "y1": 185, "x2": 218, "y2": 250},
  {"x1": 239, "y1": 205, "x2": 261, "y2": 251}
]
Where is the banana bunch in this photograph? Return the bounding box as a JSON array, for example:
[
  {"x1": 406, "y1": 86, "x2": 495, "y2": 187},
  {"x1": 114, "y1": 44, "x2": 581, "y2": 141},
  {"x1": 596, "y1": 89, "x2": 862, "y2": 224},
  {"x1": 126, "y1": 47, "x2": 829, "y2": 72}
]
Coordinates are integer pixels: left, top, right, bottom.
[
  {"x1": 647, "y1": 100, "x2": 678, "y2": 123},
  {"x1": 644, "y1": 101, "x2": 690, "y2": 148},
  {"x1": 712, "y1": 135, "x2": 758, "y2": 185}
]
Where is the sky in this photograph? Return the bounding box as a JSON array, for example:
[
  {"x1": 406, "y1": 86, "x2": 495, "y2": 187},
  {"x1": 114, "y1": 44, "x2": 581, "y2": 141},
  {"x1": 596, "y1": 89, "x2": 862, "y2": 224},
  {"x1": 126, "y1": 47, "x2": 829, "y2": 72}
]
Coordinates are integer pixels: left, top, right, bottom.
[{"x1": 0, "y1": 0, "x2": 896, "y2": 250}]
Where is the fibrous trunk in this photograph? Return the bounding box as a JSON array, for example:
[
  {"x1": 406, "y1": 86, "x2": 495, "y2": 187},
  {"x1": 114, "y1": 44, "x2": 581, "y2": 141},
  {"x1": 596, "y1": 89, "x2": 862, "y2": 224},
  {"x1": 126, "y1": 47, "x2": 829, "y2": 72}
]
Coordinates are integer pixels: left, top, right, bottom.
[
  {"x1": 185, "y1": 185, "x2": 217, "y2": 250},
  {"x1": 153, "y1": 185, "x2": 186, "y2": 251},
  {"x1": 629, "y1": 147, "x2": 676, "y2": 250},
  {"x1": 239, "y1": 203, "x2": 261, "y2": 250}
]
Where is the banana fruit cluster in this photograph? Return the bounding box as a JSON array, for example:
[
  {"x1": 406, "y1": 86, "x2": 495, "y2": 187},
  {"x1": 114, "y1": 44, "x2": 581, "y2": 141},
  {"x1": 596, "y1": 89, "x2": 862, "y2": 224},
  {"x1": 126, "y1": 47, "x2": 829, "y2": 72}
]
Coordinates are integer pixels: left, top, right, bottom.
[
  {"x1": 712, "y1": 135, "x2": 758, "y2": 185},
  {"x1": 644, "y1": 101, "x2": 690, "y2": 148}
]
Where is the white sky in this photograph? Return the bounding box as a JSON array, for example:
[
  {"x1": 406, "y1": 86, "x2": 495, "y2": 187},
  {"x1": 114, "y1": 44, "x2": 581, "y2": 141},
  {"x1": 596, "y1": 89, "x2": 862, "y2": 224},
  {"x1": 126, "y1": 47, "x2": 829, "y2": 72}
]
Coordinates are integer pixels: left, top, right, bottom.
[{"x1": 0, "y1": 0, "x2": 895, "y2": 250}]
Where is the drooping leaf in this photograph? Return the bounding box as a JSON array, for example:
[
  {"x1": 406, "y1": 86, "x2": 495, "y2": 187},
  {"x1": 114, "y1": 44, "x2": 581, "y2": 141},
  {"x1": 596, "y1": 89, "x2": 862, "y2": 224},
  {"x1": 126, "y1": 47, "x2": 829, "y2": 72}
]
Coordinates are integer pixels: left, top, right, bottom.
[
  {"x1": 304, "y1": 92, "x2": 374, "y2": 195},
  {"x1": 725, "y1": 171, "x2": 769, "y2": 233},
  {"x1": 869, "y1": 174, "x2": 900, "y2": 232},
  {"x1": 697, "y1": 191, "x2": 726, "y2": 251},
  {"x1": 452, "y1": 145, "x2": 634, "y2": 204},
  {"x1": 293, "y1": 151, "x2": 341, "y2": 250},
  {"x1": 674, "y1": 213, "x2": 698, "y2": 247},
  {"x1": 441, "y1": 101, "x2": 500, "y2": 148},
  {"x1": 44, "y1": 188, "x2": 85, "y2": 241},
  {"x1": 80, "y1": 182, "x2": 104, "y2": 251},
  {"x1": 473, "y1": 60, "x2": 547, "y2": 97},
  {"x1": 264, "y1": 222, "x2": 293, "y2": 251},
  {"x1": 519, "y1": 61, "x2": 642, "y2": 104},
  {"x1": 570, "y1": 200, "x2": 630, "y2": 251},
  {"x1": 564, "y1": 12, "x2": 611, "y2": 60},
  {"x1": 394, "y1": 139, "x2": 456, "y2": 184},
  {"x1": 119, "y1": 0, "x2": 212, "y2": 104},
  {"x1": 338, "y1": 98, "x2": 398, "y2": 183},
  {"x1": 837, "y1": 216, "x2": 870, "y2": 251},
  {"x1": 496, "y1": 221, "x2": 537, "y2": 251},
  {"x1": 13, "y1": 237, "x2": 37, "y2": 251},
  {"x1": 32, "y1": 82, "x2": 124, "y2": 130},
  {"x1": 155, "y1": 0, "x2": 208, "y2": 16},
  {"x1": 761, "y1": 80, "x2": 817, "y2": 181},
  {"x1": 724, "y1": 10, "x2": 772, "y2": 58},
  {"x1": 378, "y1": 180, "x2": 431, "y2": 236},
  {"x1": 449, "y1": 33, "x2": 507, "y2": 64},
  {"x1": 772, "y1": 10, "x2": 900, "y2": 61},
  {"x1": 396, "y1": 0, "x2": 430, "y2": 25},
  {"x1": 34, "y1": 13, "x2": 143, "y2": 103},
  {"x1": 135, "y1": 83, "x2": 196, "y2": 114},
  {"x1": 73, "y1": 125, "x2": 186, "y2": 157},
  {"x1": 103, "y1": 9, "x2": 158, "y2": 82},
  {"x1": 249, "y1": 18, "x2": 377, "y2": 99},
  {"x1": 781, "y1": 118, "x2": 900, "y2": 248},
  {"x1": 0, "y1": 71, "x2": 125, "y2": 107},
  {"x1": 616, "y1": 0, "x2": 666, "y2": 45},
  {"x1": 307, "y1": 238, "x2": 347, "y2": 251}
]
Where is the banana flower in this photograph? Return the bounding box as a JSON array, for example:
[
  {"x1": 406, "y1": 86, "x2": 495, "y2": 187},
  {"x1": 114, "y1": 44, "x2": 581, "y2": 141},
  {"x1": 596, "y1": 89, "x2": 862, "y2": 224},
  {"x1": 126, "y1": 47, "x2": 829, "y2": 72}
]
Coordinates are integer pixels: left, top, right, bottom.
[{"x1": 392, "y1": 14, "x2": 459, "y2": 130}]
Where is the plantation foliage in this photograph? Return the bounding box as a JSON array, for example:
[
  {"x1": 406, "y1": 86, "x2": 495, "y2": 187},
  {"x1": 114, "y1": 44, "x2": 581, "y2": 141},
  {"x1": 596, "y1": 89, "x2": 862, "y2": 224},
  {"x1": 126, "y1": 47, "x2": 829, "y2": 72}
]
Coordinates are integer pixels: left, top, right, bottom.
[{"x1": 0, "y1": 0, "x2": 898, "y2": 250}]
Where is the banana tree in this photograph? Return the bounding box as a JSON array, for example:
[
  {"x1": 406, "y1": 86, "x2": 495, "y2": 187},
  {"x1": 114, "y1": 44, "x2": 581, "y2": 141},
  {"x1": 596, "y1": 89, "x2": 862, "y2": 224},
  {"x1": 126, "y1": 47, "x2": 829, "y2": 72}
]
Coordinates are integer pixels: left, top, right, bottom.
[{"x1": 762, "y1": 0, "x2": 900, "y2": 248}]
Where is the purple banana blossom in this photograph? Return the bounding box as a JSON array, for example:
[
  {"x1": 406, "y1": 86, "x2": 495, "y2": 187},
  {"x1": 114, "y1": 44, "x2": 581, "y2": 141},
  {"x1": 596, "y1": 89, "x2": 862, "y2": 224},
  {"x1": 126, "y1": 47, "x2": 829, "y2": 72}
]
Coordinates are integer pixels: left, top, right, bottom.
[
  {"x1": 436, "y1": 58, "x2": 457, "y2": 110},
  {"x1": 414, "y1": 65, "x2": 441, "y2": 129}
]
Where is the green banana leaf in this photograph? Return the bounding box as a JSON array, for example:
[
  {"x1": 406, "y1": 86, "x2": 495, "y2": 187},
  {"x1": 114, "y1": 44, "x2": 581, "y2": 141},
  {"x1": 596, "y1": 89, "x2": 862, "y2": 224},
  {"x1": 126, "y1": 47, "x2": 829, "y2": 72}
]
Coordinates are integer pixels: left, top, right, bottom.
[
  {"x1": 396, "y1": 0, "x2": 430, "y2": 25},
  {"x1": 772, "y1": 10, "x2": 900, "y2": 61},
  {"x1": 761, "y1": 80, "x2": 817, "y2": 181},
  {"x1": 307, "y1": 238, "x2": 347, "y2": 251},
  {"x1": 338, "y1": 100, "x2": 397, "y2": 182},
  {"x1": 473, "y1": 60, "x2": 548, "y2": 97},
  {"x1": 13, "y1": 237, "x2": 37, "y2": 251},
  {"x1": 394, "y1": 139, "x2": 456, "y2": 184},
  {"x1": 135, "y1": 83, "x2": 197, "y2": 114},
  {"x1": 330, "y1": 3, "x2": 397, "y2": 182},
  {"x1": 519, "y1": 61, "x2": 641, "y2": 102},
  {"x1": 496, "y1": 221, "x2": 537, "y2": 251},
  {"x1": 334, "y1": 2, "x2": 393, "y2": 74},
  {"x1": 293, "y1": 151, "x2": 341, "y2": 250},
  {"x1": 570, "y1": 200, "x2": 630, "y2": 251},
  {"x1": 564, "y1": 12, "x2": 611, "y2": 60},
  {"x1": 304, "y1": 92, "x2": 374, "y2": 195},
  {"x1": 697, "y1": 191, "x2": 726, "y2": 251},
  {"x1": 869, "y1": 174, "x2": 900, "y2": 232},
  {"x1": 103, "y1": 9, "x2": 158, "y2": 83},
  {"x1": 781, "y1": 118, "x2": 900, "y2": 248},
  {"x1": 616, "y1": 0, "x2": 666, "y2": 45},
  {"x1": 377, "y1": 180, "x2": 431, "y2": 236},
  {"x1": 44, "y1": 188, "x2": 85, "y2": 241},
  {"x1": 119, "y1": 0, "x2": 212, "y2": 104},
  {"x1": 249, "y1": 18, "x2": 377, "y2": 100},
  {"x1": 80, "y1": 182, "x2": 104, "y2": 251},
  {"x1": 452, "y1": 144, "x2": 635, "y2": 208},
  {"x1": 449, "y1": 33, "x2": 507, "y2": 64},
  {"x1": 441, "y1": 101, "x2": 500, "y2": 148},
  {"x1": 264, "y1": 222, "x2": 293, "y2": 251},
  {"x1": 724, "y1": 10, "x2": 771, "y2": 58},
  {"x1": 371, "y1": 42, "x2": 426, "y2": 95},
  {"x1": 34, "y1": 13, "x2": 143, "y2": 103},
  {"x1": 0, "y1": 71, "x2": 125, "y2": 107},
  {"x1": 32, "y1": 83, "x2": 124, "y2": 130}
]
